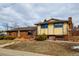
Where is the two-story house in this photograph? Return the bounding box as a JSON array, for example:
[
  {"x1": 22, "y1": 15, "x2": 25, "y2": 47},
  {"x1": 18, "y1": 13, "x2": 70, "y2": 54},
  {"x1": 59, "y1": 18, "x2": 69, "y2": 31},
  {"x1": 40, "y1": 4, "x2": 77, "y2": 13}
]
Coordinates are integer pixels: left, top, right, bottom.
[{"x1": 35, "y1": 17, "x2": 73, "y2": 40}]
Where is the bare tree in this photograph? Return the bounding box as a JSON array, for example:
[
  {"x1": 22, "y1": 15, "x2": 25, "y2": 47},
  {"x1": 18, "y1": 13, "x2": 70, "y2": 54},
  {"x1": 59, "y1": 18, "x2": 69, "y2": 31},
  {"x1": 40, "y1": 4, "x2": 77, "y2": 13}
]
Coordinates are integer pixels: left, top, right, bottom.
[
  {"x1": 12, "y1": 22, "x2": 19, "y2": 28},
  {"x1": 12, "y1": 22, "x2": 20, "y2": 37},
  {"x1": 2, "y1": 23, "x2": 15, "y2": 30},
  {"x1": 23, "y1": 22, "x2": 31, "y2": 27},
  {"x1": 2, "y1": 23, "x2": 9, "y2": 31}
]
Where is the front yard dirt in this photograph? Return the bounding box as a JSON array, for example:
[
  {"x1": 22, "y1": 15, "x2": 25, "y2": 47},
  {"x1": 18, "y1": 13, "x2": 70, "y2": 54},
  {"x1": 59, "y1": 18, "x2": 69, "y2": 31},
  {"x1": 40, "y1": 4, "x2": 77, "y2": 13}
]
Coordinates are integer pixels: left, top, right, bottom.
[{"x1": 4, "y1": 41, "x2": 79, "y2": 56}]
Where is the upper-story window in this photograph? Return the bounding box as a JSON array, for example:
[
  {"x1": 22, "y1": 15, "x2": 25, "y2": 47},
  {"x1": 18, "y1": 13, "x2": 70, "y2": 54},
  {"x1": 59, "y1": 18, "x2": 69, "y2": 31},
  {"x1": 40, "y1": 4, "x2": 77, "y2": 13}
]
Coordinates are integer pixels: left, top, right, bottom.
[
  {"x1": 41, "y1": 23, "x2": 48, "y2": 28},
  {"x1": 54, "y1": 23, "x2": 63, "y2": 28}
]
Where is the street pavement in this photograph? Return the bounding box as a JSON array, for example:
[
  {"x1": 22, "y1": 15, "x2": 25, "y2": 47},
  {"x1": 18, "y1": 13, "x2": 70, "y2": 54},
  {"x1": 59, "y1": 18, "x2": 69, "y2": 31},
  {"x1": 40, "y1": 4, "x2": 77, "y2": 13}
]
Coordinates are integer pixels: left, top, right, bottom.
[{"x1": 0, "y1": 48, "x2": 47, "y2": 56}]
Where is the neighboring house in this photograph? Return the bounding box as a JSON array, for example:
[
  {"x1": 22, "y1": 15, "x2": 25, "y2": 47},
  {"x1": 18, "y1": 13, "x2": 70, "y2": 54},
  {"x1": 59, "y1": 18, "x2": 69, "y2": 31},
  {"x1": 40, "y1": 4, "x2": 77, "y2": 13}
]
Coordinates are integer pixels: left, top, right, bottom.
[
  {"x1": 73, "y1": 25, "x2": 79, "y2": 36},
  {"x1": 0, "y1": 31, "x2": 7, "y2": 36},
  {"x1": 6, "y1": 27, "x2": 37, "y2": 40},
  {"x1": 35, "y1": 17, "x2": 73, "y2": 40}
]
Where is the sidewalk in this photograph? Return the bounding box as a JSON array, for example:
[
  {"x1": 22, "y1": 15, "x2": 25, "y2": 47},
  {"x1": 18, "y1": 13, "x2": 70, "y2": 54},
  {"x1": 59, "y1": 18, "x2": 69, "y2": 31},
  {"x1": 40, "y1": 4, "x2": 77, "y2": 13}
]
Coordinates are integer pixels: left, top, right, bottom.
[{"x1": 47, "y1": 40, "x2": 79, "y2": 44}]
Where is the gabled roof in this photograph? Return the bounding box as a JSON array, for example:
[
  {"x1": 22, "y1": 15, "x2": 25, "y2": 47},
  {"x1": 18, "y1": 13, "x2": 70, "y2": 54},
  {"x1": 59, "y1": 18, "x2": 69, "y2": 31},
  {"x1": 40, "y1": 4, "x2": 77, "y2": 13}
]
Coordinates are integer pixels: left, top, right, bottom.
[
  {"x1": 6, "y1": 27, "x2": 37, "y2": 32},
  {"x1": 35, "y1": 18, "x2": 68, "y2": 25}
]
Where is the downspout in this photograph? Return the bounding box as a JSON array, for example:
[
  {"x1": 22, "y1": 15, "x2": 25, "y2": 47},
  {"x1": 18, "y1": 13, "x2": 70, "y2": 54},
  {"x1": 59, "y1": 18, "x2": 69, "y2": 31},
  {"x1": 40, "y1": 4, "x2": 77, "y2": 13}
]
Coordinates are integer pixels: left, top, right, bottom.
[{"x1": 62, "y1": 23, "x2": 64, "y2": 35}]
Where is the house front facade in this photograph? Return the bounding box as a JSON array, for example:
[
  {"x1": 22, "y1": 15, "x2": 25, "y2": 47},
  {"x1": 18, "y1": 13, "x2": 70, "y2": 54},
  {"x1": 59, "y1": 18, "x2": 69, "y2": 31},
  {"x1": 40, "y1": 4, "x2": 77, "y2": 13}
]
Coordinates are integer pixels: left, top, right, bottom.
[
  {"x1": 35, "y1": 17, "x2": 73, "y2": 40},
  {"x1": 6, "y1": 27, "x2": 36, "y2": 41}
]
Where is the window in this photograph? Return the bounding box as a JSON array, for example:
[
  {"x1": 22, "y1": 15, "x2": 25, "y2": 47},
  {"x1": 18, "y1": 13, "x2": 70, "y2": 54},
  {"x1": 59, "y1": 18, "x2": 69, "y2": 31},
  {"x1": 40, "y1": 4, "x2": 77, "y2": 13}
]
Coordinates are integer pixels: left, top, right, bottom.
[
  {"x1": 41, "y1": 23, "x2": 48, "y2": 28},
  {"x1": 28, "y1": 31, "x2": 32, "y2": 35},
  {"x1": 54, "y1": 23, "x2": 63, "y2": 28}
]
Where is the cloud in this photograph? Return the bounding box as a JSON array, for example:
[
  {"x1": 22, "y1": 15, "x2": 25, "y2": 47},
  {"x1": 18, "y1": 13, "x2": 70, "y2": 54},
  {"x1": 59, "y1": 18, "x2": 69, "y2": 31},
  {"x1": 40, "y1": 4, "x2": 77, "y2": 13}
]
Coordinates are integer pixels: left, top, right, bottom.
[
  {"x1": 0, "y1": 3, "x2": 79, "y2": 30},
  {"x1": 0, "y1": 4, "x2": 31, "y2": 27}
]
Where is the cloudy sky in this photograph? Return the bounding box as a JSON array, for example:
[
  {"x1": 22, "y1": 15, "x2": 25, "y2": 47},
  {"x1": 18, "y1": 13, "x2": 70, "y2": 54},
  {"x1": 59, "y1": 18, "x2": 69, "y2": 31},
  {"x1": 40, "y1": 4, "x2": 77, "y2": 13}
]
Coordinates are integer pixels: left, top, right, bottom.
[{"x1": 0, "y1": 3, "x2": 79, "y2": 30}]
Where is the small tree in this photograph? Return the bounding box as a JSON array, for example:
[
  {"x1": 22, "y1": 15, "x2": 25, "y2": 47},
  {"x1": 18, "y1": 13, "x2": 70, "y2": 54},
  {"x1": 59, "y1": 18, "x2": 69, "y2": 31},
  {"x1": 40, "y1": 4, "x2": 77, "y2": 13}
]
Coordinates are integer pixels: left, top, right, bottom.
[{"x1": 35, "y1": 34, "x2": 47, "y2": 41}]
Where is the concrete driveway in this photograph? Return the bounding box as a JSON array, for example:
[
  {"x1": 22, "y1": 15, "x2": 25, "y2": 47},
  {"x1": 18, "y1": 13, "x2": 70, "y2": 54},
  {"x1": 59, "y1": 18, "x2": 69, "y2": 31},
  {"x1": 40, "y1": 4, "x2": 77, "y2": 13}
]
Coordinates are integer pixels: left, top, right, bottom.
[{"x1": 0, "y1": 48, "x2": 47, "y2": 56}]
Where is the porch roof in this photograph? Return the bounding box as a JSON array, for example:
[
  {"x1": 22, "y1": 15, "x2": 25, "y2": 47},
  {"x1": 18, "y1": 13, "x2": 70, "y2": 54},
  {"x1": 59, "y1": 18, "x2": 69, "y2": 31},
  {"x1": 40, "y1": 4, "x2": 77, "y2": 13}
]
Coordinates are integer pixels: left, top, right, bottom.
[{"x1": 6, "y1": 27, "x2": 37, "y2": 32}]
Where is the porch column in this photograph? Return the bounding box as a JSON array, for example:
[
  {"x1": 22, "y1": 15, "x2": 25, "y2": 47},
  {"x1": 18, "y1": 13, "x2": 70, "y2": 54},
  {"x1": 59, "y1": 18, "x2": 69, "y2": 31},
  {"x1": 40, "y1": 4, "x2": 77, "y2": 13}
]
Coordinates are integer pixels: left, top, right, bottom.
[{"x1": 17, "y1": 30, "x2": 20, "y2": 38}]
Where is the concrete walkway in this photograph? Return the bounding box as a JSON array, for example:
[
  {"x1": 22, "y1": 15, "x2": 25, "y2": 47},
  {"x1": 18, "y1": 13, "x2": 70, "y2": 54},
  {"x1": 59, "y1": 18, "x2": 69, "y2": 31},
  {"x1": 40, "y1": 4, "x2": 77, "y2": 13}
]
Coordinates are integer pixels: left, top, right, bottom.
[
  {"x1": 0, "y1": 42, "x2": 15, "y2": 48},
  {"x1": 0, "y1": 41, "x2": 21, "y2": 48},
  {"x1": 0, "y1": 48, "x2": 47, "y2": 56}
]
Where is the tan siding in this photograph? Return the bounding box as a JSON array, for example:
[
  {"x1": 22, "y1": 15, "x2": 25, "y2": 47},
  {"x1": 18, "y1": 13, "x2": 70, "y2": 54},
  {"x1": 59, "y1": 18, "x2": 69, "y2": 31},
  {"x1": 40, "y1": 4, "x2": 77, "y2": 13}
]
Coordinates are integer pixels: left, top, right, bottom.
[
  {"x1": 63, "y1": 23, "x2": 68, "y2": 35},
  {"x1": 48, "y1": 24, "x2": 54, "y2": 35},
  {"x1": 40, "y1": 29, "x2": 48, "y2": 35},
  {"x1": 37, "y1": 22, "x2": 69, "y2": 35},
  {"x1": 54, "y1": 28, "x2": 63, "y2": 35},
  {"x1": 37, "y1": 25, "x2": 41, "y2": 35}
]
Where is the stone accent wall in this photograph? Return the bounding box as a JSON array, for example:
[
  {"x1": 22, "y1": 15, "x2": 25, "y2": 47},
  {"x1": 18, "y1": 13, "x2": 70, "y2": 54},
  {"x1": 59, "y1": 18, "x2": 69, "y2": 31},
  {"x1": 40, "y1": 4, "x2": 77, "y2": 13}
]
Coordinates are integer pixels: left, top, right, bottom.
[
  {"x1": 64, "y1": 35, "x2": 68, "y2": 41},
  {"x1": 68, "y1": 17, "x2": 73, "y2": 36},
  {"x1": 67, "y1": 17, "x2": 73, "y2": 41}
]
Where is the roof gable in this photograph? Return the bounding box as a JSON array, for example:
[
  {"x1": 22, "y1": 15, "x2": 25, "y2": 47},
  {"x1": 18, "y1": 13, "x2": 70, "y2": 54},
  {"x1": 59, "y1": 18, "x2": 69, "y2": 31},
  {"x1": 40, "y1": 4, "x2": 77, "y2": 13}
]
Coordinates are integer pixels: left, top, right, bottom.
[{"x1": 35, "y1": 18, "x2": 68, "y2": 25}]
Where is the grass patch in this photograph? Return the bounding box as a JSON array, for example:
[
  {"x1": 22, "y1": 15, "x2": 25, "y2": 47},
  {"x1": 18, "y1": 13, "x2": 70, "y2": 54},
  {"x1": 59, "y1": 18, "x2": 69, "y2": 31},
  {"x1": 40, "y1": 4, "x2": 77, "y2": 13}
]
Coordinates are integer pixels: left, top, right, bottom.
[
  {"x1": 0, "y1": 36, "x2": 16, "y2": 40},
  {"x1": 0, "y1": 40, "x2": 17, "y2": 45}
]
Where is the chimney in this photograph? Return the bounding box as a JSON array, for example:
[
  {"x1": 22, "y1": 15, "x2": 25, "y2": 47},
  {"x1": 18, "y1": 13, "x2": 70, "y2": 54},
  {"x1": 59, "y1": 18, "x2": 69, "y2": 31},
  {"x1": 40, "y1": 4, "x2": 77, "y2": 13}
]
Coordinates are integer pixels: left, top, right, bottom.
[
  {"x1": 68, "y1": 17, "x2": 73, "y2": 30},
  {"x1": 68, "y1": 17, "x2": 72, "y2": 22},
  {"x1": 68, "y1": 17, "x2": 73, "y2": 36}
]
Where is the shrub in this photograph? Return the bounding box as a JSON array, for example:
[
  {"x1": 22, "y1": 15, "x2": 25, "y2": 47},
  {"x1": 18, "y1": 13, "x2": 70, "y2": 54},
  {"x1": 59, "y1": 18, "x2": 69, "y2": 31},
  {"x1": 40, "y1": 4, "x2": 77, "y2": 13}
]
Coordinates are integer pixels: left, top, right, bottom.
[
  {"x1": 35, "y1": 34, "x2": 47, "y2": 41},
  {"x1": 0, "y1": 36, "x2": 4, "y2": 40},
  {"x1": 4, "y1": 36, "x2": 16, "y2": 40},
  {"x1": 0, "y1": 36, "x2": 16, "y2": 40}
]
